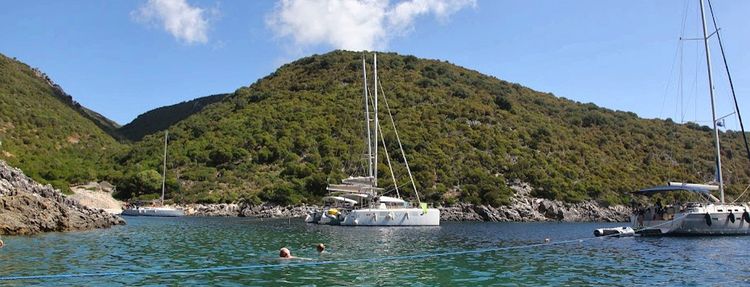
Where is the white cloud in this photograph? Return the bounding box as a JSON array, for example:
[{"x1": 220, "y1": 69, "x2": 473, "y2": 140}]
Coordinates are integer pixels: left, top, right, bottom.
[
  {"x1": 267, "y1": 0, "x2": 475, "y2": 51},
  {"x1": 133, "y1": 0, "x2": 211, "y2": 44}
]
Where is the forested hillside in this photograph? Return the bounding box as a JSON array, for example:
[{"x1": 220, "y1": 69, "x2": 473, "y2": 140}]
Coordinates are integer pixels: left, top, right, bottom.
[
  {"x1": 119, "y1": 93, "x2": 228, "y2": 141},
  {"x1": 113, "y1": 50, "x2": 750, "y2": 206},
  {"x1": 0, "y1": 53, "x2": 123, "y2": 192}
]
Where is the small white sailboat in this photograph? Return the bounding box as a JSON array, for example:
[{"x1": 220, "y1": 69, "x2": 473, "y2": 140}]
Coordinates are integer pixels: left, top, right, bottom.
[
  {"x1": 631, "y1": 0, "x2": 749, "y2": 235},
  {"x1": 307, "y1": 53, "x2": 440, "y2": 226},
  {"x1": 122, "y1": 130, "x2": 185, "y2": 217}
]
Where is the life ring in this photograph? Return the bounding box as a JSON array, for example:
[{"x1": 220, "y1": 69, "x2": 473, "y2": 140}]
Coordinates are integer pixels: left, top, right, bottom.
[
  {"x1": 743, "y1": 211, "x2": 750, "y2": 224},
  {"x1": 728, "y1": 212, "x2": 736, "y2": 223},
  {"x1": 704, "y1": 213, "x2": 712, "y2": 226}
]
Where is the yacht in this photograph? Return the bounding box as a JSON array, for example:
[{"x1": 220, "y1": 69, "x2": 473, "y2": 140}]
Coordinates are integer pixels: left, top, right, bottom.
[
  {"x1": 306, "y1": 54, "x2": 440, "y2": 226},
  {"x1": 122, "y1": 130, "x2": 185, "y2": 217},
  {"x1": 632, "y1": 183, "x2": 749, "y2": 235},
  {"x1": 631, "y1": 0, "x2": 749, "y2": 235}
]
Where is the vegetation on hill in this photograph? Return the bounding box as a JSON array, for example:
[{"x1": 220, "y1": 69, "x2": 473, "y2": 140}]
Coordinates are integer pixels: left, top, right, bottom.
[
  {"x1": 0, "y1": 53, "x2": 123, "y2": 193},
  {"x1": 112, "y1": 50, "x2": 750, "y2": 206},
  {"x1": 118, "y1": 93, "x2": 228, "y2": 141}
]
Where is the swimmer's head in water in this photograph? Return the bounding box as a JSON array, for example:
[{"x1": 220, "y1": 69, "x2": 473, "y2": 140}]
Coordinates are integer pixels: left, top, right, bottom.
[
  {"x1": 279, "y1": 247, "x2": 291, "y2": 258},
  {"x1": 316, "y1": 243, "x2": 325, "y2": 252}
]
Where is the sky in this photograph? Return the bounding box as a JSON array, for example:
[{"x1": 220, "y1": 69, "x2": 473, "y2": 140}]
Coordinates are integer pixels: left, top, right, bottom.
[{"x1": 2, "y1": 0, "x2": 749, "y2": 128}]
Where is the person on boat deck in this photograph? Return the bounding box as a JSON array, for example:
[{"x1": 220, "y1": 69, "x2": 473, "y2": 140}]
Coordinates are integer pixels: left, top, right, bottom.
[
  {"x1": 279, "y1": 247, "x2": 294, "y2": 259},
  {"x1": 316, "y1": 243, "x2": 325, "y2": 253}
]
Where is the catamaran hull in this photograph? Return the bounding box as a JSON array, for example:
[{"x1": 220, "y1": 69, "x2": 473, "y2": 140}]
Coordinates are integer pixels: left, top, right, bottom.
[
  {"x1": 305, "y1": 210, "x2": 344, "y2": 225},
  {"x1": 121, "y1": 208, "x2": 185, "y2": 217},
  {"x1": 340, "y1": 208, "x2": 440, "y2": 226},
  {"x1": 304, "y1": 212, "x2": 322, "y2": 223},
  {"x1": 633, "y1": 212, "x2": 750, "y2": 236}
]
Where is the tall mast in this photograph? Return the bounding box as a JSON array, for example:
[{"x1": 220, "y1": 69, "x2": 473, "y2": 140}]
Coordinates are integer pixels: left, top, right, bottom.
[
  {"x1": 373, "y1": 53, "x2": 378, "y2": 187},
  {"x1": 161, "y1": 130, "x2": 168, "y2": 205},
  {"x1": 363, "y1": 57, "x2": 373, "y2": 179},
  {"x1": 699, "y1": 0, "x2": 724, "y2": 203}
]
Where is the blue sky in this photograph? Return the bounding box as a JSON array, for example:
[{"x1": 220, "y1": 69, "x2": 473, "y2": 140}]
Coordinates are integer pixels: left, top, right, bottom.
[{"x1": 2, "y1": 0, "x2": 749, "y2": 127}]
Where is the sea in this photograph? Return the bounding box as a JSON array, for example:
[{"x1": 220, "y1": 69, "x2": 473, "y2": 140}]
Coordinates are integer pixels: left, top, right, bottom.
[{"x1": 1, "y1": 217, "x2": 748, "y2": 286}]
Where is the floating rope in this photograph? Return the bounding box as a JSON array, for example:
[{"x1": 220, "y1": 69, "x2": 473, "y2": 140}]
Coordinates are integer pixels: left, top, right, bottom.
[
  {"x1": 0, "y1": 216, "x2": 690, "y2": 282},
  {"x1": 0, "y1": 234, "x2": 617, "y2": 282}
]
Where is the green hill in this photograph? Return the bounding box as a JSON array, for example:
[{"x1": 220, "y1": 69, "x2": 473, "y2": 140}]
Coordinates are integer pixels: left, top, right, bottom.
[
  {"x1": 113, "y1": 50, "x2": 750, "y2": 206},
  {"x1": 119, "y1": 93, "x2": 228, "y2": 141},
  {"x1": 0, "y1": 53, "x2": 123, "y2": 192}
]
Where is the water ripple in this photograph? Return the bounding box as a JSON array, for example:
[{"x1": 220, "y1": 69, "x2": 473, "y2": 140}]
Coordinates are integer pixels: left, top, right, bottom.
[{"x1": 0, "y1": 218, "x2": 748, "y2": 286}]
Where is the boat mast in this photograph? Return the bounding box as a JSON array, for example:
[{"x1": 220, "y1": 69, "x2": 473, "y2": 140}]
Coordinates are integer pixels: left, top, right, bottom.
[
  {"x1": 363, "y1": 56, "x2": 373, "y2": 180},
  {"x1": 699, "y1": 0, "x2": 724, "y2": 204},
  {"x1": 161, "y1": 130, "x2": 168, "y2": 206},
  {"x1": 373, "y1": 53, "x2": 378, "y2": 188}
]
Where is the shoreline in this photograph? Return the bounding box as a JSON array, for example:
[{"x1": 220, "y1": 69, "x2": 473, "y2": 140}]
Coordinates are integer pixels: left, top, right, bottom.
[
  {"x1": 173, "y1": 203, "x2": 630, "y2": 223},
  {"x1": 0, "y1": 161, "x2": 125, "y2": 236},
  {"x1": 174, "y1": 182, "x2": 631, "y2": 222}
]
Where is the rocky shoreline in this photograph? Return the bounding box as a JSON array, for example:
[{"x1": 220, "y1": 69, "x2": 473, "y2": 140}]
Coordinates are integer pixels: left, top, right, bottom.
[
  {"x1": 175, "y1": 183, "x2": 631, "y2": 222},
  {"x1": 440, "y1": 182, "x2": 631, "y2": 222},
  {"x1": 0, "y1": 161, "x2": 126, "y2": 235}
]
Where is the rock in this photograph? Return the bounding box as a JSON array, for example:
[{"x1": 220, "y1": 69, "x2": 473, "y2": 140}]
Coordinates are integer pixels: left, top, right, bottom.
[
  {"x1": 0, "y1": 160, "x2": 126, "y2": 235},
  {"x1": 164, "y1": 180, "x2": 630, "y2": 223},
  {"x1": 439, "y1": 181, "x2": 631, "y2": 222},
  {"x1": 68, "y1": 181, "x2": 124, "y2": 214}
]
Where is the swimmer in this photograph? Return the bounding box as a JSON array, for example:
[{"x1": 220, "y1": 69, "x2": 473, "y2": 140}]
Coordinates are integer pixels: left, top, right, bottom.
[
  {"x1": 279, "y1": 247, "x2": 294, "y2": 259},
  {"x1": 316, "y1": 243, "x2": 325, "y2": 253}
]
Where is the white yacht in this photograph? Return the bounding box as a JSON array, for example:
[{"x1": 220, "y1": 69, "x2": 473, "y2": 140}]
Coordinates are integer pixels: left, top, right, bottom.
[
  {"x1": 632, "y1": 183, "x2": 749, "y2": 235},
  {"x1": 121, "y1": 206, "x2": 185, "y2": 217},
  {"x1": 631, "y1": 0, "x2": 749, "y2": 236},
  {"x1": 306, "y1": 54, "x2": 440, "y2": 226},
  {"x1": 122, "y1": 130, "x2": 185, "y2": 217}
]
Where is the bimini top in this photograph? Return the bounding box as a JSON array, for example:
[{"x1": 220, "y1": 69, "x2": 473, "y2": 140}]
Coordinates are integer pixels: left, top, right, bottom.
[{"x1": 635, "y1": 184, "x2": 713, "y2": 195}]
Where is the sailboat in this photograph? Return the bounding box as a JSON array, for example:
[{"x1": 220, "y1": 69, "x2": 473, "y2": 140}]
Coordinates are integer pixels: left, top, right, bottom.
[
  {"x1": 305, "y1": 53, "x2": 440, "y2": 226},
  {"x1": 631, "y1": 0, "x2": 749, "y2": 235},
  {"x1": 121, "y1": 130, "x2": 185, "y2": 217}
]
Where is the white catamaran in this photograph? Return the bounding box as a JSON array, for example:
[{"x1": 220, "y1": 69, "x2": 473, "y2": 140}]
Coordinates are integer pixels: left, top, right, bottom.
[
  {"x1": 305, "y1": 54, "x2": 440, "y2": 226},
  {"x1": 122, "y1": 130, "x2": 185, "y2": 217},
  {"x1": 631, "y1": 0, "x2": 749, "y2": 235}
]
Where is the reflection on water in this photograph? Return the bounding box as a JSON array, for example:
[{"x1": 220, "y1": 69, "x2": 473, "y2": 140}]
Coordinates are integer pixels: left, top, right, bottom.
[{"x1": 1, "y1": 217, "x2": 749, "y2": 286}]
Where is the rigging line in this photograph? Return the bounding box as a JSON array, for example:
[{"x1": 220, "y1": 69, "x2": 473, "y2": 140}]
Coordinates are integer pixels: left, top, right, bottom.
[
  {"x1": 692, "y1": 4, "x2": 701, "y2": 124},
  {"x1": 377, "y1": 79, "x2": 420, "y2": 203},
  {"x1": 707, "y1": 0, "x2": 750, "y2": 166},
  {"x1": 659, "y1": 38, "x2": 681, "y2": 120},
  {"x1": 729, "y1": 183, "x2": 750, "y2": 204},
  {"x1": 377, "y1": 110, "x2": 401, "y2": 199},
  {"x1": 678, "y1": 0, "x2": 690, "y2": 123},
  {"x1": 381, "y1": 181, "x2": 412, "y2": 197},
  {"x1": 661, "y1": 0, "x2": 691, "y2": 121}
]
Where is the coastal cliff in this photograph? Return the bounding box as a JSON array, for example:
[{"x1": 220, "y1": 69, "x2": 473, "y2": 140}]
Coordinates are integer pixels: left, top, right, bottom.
[{"x1": 0, "y1": 161, "x2": 125, "y2": 235}]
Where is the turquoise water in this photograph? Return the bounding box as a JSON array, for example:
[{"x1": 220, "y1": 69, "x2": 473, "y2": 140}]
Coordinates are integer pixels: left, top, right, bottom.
[{"x1": 1, "y1": 217, "x2": 749, "y2": 286}]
